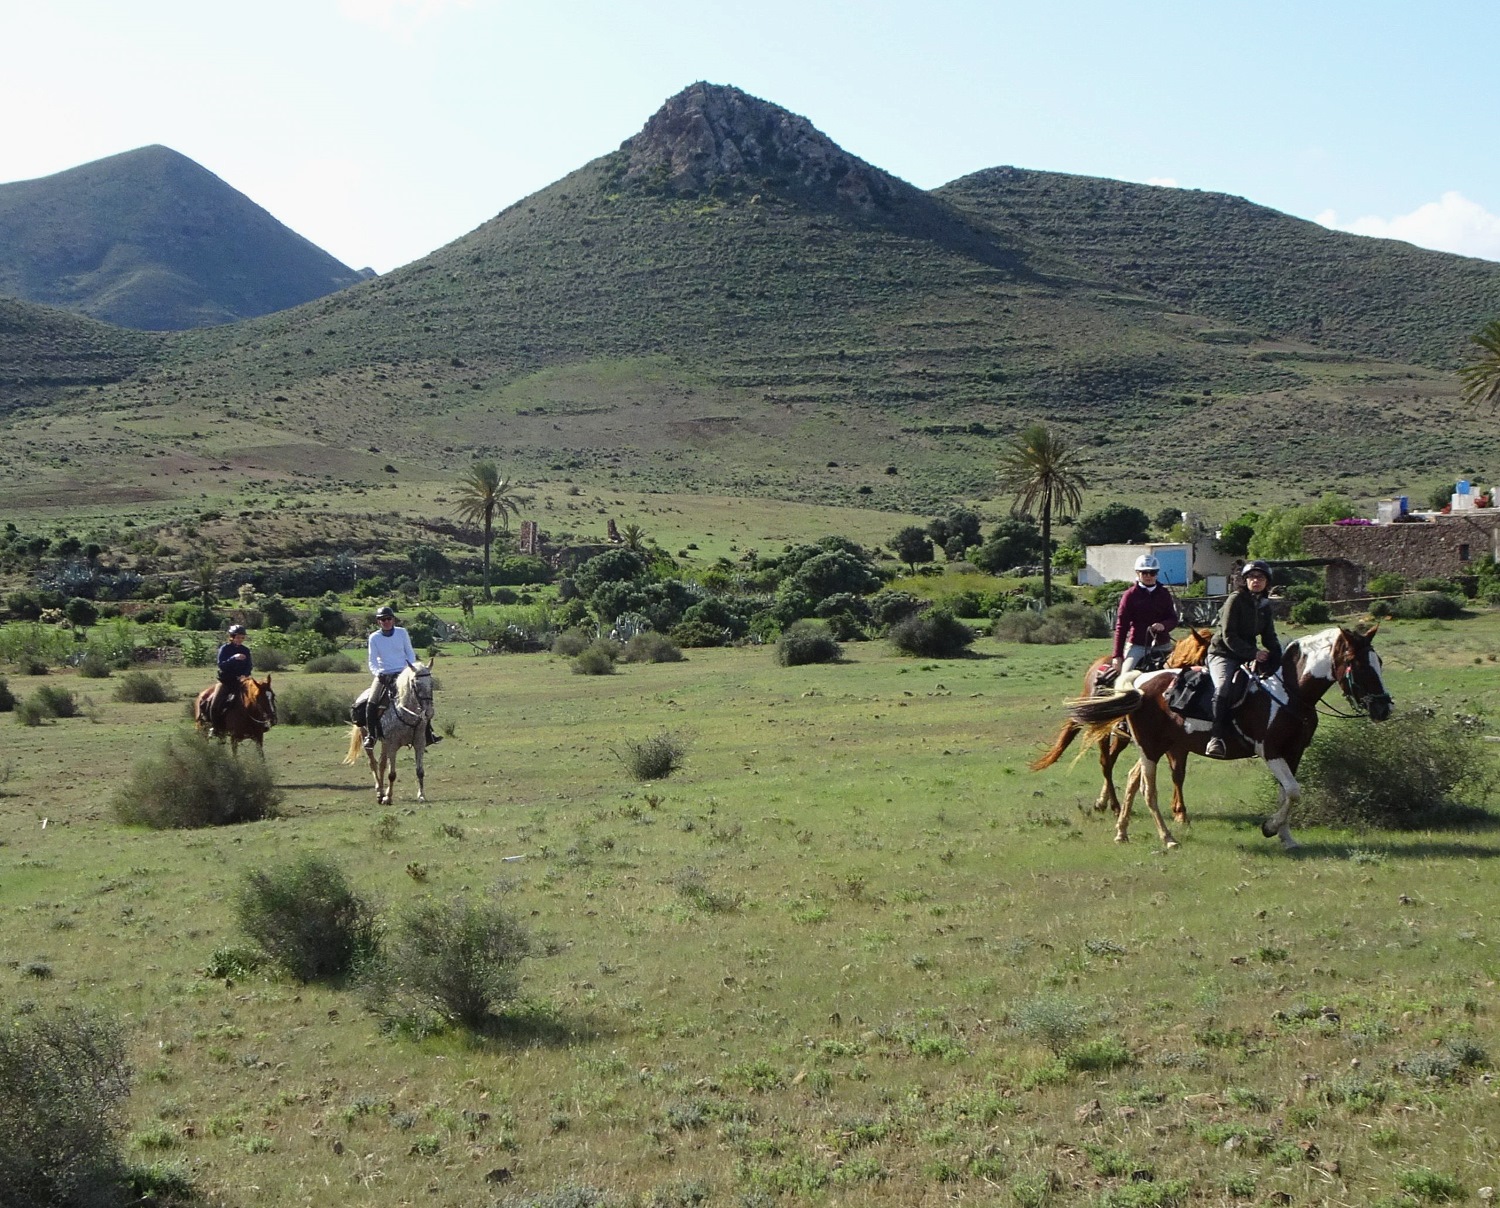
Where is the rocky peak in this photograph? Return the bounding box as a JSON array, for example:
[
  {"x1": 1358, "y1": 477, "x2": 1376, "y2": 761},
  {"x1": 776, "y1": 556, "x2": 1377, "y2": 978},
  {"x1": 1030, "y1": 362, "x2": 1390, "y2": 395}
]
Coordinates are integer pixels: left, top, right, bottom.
[{"x1": 619, "y1": 82, "x2": 906, "y2": 210}]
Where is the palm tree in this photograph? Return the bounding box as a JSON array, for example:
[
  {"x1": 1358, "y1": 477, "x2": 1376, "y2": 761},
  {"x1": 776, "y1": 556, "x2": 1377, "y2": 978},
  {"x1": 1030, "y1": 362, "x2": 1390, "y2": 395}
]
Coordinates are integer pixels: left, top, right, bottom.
[
  {"x1": 1459, "y1": 317, "x2": 1500, "y2": 409},
  {"x1": 996, "y1": 423, "x2": 1087, "y2": 605},
  {"x1": 454, "y1": 461, "x2": 521, "y2": 600}
]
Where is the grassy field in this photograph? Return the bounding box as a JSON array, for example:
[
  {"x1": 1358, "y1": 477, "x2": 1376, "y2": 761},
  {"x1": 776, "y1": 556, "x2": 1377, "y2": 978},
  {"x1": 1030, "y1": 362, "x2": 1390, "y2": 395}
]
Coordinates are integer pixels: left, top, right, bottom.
[{"x1": 2, "y1": 612, "x2": 1499, "y2": 1206}]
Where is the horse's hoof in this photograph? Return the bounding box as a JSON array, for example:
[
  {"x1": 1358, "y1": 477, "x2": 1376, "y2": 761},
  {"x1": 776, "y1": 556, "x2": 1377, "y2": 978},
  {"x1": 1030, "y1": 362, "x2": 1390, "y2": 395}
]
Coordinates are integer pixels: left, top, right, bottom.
[
  {"x1": 1114, "y1": 834, "x2": 1128, "y2": 844},
  {"x1": 1261, "y1": 821, "x2": 1278, "y2": 838},
  {"x1": 1164, "y1": 839, "x2": 1179, "y2": 850}
]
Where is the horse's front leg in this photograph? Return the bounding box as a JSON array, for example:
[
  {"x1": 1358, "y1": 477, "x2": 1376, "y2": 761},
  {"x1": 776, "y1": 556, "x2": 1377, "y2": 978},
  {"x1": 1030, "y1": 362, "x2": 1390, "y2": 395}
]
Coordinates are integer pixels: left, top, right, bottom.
[
  {"x1": 365, "y1": 747, "x2": 383, "y2": 800},
  {"x1": 1118, "y1": 760, "x2": 1141, "y2": 842},
  {"x1": 1135, "y1": 756, "x2": 1178, "y2": 849},
  {"x1": 414, "y1": 738, "x2": 426, "y2": 803},
  {"x1": 1260, "y1": 757, "x2": 1302, "y2": 849}
]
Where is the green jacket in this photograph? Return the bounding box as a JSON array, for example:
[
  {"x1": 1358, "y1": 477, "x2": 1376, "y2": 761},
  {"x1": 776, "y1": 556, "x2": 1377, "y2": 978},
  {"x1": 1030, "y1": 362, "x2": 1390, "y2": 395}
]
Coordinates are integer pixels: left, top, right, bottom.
[{"x1": 1209, "y1": 588, "x2": 1281, "y2": 664}]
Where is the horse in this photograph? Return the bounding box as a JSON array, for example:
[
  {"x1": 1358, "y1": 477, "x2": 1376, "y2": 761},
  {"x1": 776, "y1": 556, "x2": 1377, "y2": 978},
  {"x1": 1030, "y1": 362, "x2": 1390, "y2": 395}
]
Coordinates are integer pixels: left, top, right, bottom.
[
  {"x1": 1033, "y1": 628, "x2": 1213, "y2": 819},
  {"x1": 193, "y1": 675, "x2": 278, "y2": 756},
  {"x1": 341, "y1": 660, "x2": 437, "y2": 805},
  {"x1": 1037, "y1": 625, "x2": 1392, "y2": 850}
]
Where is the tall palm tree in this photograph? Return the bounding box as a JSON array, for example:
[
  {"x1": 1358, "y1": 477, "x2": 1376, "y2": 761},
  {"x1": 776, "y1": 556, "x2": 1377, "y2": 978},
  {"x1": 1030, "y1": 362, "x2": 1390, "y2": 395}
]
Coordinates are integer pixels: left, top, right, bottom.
[
  {"x1": 996, "y1": 423, "x2": 1087, "y2": 605},
  {"x1": 1459, "y1": 317, "x2": 1500, "y2": 409},
  {"x1": 454, "y1": 461, "x2": 521, "y2": 600}
]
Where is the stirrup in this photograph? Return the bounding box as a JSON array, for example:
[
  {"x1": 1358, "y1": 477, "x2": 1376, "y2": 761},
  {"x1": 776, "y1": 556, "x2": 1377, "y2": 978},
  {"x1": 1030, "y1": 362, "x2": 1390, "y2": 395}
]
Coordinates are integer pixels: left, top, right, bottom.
[{"x1": 1205, "y1": 736, "x2": 1227, "y2": 758}]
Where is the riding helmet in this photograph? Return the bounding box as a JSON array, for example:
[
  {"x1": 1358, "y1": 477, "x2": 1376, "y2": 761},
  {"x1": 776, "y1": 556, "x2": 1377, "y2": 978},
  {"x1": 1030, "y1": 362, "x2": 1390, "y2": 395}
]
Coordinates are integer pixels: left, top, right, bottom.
[
  {"x1": 226, "y1": 623, "x2": 247, "y2": 636},
  {"x1": 1133, "y1": 553, "x2": 1160, "y2": 573},
  {"x1": 375, "y1": 606, "x2": 397, "y2": 620},
  {"x1": 1241, "y1": 560, "x2": 1272, "y2": 581}
]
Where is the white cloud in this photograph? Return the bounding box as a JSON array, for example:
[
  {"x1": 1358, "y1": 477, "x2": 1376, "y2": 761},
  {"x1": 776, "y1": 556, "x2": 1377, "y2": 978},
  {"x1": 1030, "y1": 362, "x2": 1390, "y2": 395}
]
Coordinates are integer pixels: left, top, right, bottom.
[
  {"x1": 1145, "y1": 176, "x2": 1179, "y2": 188},
  {"x1": 336, "y1": 0, "x2": 475, "y2": 38},
  {"x1": 1316, "y1": 191, "x2": 1500, "y2": 262}
]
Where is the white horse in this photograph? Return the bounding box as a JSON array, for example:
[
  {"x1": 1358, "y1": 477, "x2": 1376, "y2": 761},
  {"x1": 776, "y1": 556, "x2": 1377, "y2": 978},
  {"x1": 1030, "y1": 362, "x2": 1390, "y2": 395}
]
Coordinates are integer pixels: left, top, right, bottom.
[{"x1": 342, "y1": 660, "x2": 437, "y2": 805}]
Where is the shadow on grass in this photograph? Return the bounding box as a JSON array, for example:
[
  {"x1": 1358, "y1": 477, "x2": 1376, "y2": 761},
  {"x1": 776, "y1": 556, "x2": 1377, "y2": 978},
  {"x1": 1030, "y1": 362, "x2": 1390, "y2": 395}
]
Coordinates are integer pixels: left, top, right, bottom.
[{"x1": 394, "y1": 1000, "x2": 603, "y2": 1051}]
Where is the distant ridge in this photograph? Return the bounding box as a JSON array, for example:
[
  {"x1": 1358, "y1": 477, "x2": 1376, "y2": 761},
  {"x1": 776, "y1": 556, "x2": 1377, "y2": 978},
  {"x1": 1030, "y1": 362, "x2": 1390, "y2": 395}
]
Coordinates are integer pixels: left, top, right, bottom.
[
  {"x1": 0, "y1": 296, "x2": 157, "y2": 410},
  {"x1": 937, "y1": 166, "x2": 1500, "y2": 367},
  {"x1": 0, "y1": 146, "x2": 368, "y2": 331}
]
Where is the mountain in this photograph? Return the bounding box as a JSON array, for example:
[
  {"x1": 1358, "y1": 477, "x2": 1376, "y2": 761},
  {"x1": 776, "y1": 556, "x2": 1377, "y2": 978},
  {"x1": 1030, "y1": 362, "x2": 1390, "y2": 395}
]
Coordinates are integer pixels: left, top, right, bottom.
[
  {"x1": 0, "y1": 296, "x2": 157, "y2": 411},
  {"x1": 0, "y1": 145, "x2": 368, "y2": 331},
  {"x1": 2, "y1": 84, "x2": 1496, "y2": 518},
  {"x1": 937, "y1": 167, "x2": 1500, "y2": 368}
]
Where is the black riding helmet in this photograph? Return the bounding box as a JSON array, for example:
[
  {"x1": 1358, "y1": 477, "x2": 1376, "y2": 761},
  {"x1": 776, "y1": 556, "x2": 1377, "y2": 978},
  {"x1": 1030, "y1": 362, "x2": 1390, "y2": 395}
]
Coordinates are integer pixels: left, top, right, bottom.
[
  {"x1": 1241, "y1": 560, "x2": 1272, "y2": 582},
  {"x1": 375, "y1": 606, "x2": 397, "y2": 620}
]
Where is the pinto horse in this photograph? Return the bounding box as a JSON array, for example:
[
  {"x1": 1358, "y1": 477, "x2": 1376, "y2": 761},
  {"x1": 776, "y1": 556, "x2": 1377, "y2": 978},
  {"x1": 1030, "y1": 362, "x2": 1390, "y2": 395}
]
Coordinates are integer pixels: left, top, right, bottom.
[
  {"x1": 342, "y1": 660, "x2": 437, "y2": 805},
  {"x1": 1033, "y1": 628, "x2": 1213, "y2": 819},
  {"x1": 193, "y1": 675, "x2": 277, "y2": 756},
  {"x1": 1040, "y1": 625, "x2": 1392, "y2": 849}
]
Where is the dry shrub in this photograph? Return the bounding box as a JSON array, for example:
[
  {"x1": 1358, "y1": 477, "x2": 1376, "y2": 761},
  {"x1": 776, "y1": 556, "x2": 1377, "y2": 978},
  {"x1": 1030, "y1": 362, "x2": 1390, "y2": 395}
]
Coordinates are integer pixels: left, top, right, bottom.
[
  {"x1": 775, "y1": 621, "x2": 841, "y2": 666},
  {"x1": 620, "y1": 632, "x2": 683, "y2": 663},
  {"x1": 275, "y1": 683, "x2": 348, "y2": 726},
  {"x1": 619, "y1": 731, "x2": 687, "y2": 780},
  {"x1": 113, "y1": 732, "x2": 282, "y2": 828},
  {"x1": 235, "y1": 856, "x2": 378, "y2": 983},
  {"x1": 114, "y1": 671, "x2": 177, "y2": 704}
]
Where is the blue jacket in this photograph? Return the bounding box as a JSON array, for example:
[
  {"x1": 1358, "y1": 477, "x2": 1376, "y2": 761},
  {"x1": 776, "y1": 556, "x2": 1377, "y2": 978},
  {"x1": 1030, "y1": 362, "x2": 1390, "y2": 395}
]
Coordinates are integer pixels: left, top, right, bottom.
[{"x1": 217, "y1": 642, "x2": 252, "y2": 684}]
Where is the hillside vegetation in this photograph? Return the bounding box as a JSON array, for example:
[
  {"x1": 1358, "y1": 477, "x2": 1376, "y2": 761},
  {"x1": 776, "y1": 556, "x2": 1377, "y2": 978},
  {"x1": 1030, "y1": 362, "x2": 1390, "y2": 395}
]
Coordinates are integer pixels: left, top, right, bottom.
[{"x1": 0, "y1": 145, "x2": 366, "y2": 330}]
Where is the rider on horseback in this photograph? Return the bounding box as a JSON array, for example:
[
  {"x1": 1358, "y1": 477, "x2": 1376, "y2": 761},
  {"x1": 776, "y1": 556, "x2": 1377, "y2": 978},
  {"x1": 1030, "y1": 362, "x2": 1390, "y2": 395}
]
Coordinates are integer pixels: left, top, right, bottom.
[
  {"x1": 207, "y1": 623, "x2": 251, "y2": 736},
  {"x1": 1205, "y1": 559, "x2": 1281, "y2": 758},
  {"x1": 1110, "y1": 553, "x2": 1179, "y2": 678},
  {"x1": 363, "y1": 606, "x2": 441, "y2": 750}
]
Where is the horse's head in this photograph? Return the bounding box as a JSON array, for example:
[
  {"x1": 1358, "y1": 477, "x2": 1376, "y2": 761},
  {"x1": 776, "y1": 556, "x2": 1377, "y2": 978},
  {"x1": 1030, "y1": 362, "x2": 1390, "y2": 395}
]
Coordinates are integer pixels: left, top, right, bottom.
[
  {"x1": 1166, "y1": 627, "x2": 1213, "y2": 669},
  {"x1": 1333, "y1": 625, "x2": 1392, "y2": 721},
  {"x1": 243, "y1": 675, "x2": 278, "y2": 728},
  {"x1": 397, "y1": 662, "x2": 436, "y2": 719}
]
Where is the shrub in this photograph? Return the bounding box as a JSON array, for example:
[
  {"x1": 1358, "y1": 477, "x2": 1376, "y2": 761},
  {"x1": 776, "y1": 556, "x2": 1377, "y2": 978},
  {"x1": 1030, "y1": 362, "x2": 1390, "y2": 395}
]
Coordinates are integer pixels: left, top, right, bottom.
[
  {"x1": 776, "y1": 621, "x2": 842, "y2": 666},
  {"x1": 1389, "y1": 592, "x2": 1465, "y2": 620},
  {"x1": 1011, "y1": 994, "x2": 1090, "y2": 1055},
  {"x1": 1286, "y1": 706, "x2": 1497, "y2": 829},
  {"x1": 275, "y1": 684, "x2": 349, "y2": 727},
  {"x1": 1366, "y1": 572, "x2": 1406, "y2": 596},
  {"x1": 669, "y1": 619, "x2": 727, "y2": 648},
  {"x1": 28, "y1": 684, "x2": 80, "y2": 719},
  {"x1": 75, "y1": 650, "x2": 112, "y2": 679},
  {"x1": 889, "y1": 610, "x2": 975, "y2": 657},
  {"x1": 304, "y1": 652, "x2": 361, "y2": 674},
  {"x1": 0, "y1": 1008, "x2": 132, "y2": 1208},
  {"x1": 235, "y1": 856, "x2": 377, "y2": 983},
  {"x1": 618, "y1": 731, "x2": 687, "y2": 780},
  {"x1": 260, "y1": 597, "x2": 297, "y2": 630},
  {"x1": 165, "y1": 602, "x2": 219, "y2": 631},
  {"x1": 1291, "y1": 599, "x2": 1332, "y2": 625},
  {"x1": 0, "y1": 622, "x2": 73, "y2": 671},
  {"x1": 620, "y1": 632, "x2": 684, "y2": 663},
  {"x1": 112, "y1": 733, "x2": 282, "y2": 828},
  {"x1": 551, "y1": 628, "x2": 594, "y2": 657},
  {"x1": 15, "y1": 699, "x2": 50, "y2": 726},
  {"x1": 0, "y1": 676, "x2": 13, "y2": 711},
  {"x1": 114, "y1": 672, "x2": 177, "y2": 704},
  {"x1": 572, "y1": 641, "x2": 620, "y2": 675},
  {"x1": 253, "y1": 645, "x2": 290, "y2": 672},
  {"x1": 1042, "y1": 602, "x2": 1110, "y2": 640},
  {"x1": 373, "y1": 897, "x2": 531, "y2": 1030}
]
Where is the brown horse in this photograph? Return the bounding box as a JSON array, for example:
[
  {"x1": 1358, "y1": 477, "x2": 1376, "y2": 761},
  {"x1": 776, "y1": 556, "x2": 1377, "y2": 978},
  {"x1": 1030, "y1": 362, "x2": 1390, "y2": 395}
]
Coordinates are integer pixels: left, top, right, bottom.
[
  {"x1": 193, "y1": 675, "x2": 277, "y2": 756},
  {"x1": 342, "y1": 661, "x2": 436, "y2": 805},
  {"x1": 1034, "y1": 628, "x2": 1212, "y2": 818},
  {"x1": 1039, "y1": 625, "x2": 1391, "y2": 849}
]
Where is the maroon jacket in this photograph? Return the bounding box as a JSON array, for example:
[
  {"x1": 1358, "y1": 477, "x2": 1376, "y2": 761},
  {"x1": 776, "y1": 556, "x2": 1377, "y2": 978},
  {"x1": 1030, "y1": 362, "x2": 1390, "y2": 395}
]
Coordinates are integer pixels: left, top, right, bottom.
[{"x1": 1112, "y1": 583, "x2": 1179, "y2": 658}]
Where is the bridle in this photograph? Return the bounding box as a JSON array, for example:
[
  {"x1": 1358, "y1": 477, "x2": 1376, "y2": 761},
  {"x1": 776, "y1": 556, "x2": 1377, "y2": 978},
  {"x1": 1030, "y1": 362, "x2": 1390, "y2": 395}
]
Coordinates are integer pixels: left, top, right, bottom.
[
  {"x1": 387, "y1": 667, "x2": 434, "y2": 731},
  {"x1": 1319, "y1": 642, "x2": 1392, "y2": 720}
]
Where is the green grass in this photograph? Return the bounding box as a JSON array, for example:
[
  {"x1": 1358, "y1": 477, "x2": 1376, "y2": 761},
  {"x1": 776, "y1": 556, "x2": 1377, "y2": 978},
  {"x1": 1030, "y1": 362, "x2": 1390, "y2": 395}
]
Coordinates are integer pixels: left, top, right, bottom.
[{"x1": 0, "y1": 611, "x2": 1497, "y2": 1203}]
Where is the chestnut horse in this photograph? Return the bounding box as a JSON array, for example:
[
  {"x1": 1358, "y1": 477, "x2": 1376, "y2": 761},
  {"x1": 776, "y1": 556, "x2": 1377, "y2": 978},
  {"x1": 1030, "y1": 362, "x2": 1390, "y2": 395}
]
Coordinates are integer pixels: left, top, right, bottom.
[
  {"x1": 342, "y1": 661, "x2": 436, "y2": 805},
  {"x1": 193, "y1": 675, "x2": 277, "y2": 756},
  {"x1": 1035, "y1": 628, "x2": 1212, "y2": 818},
  {"x1": 1039, "y1": 625, "x2": 1391, "y2": 849}
]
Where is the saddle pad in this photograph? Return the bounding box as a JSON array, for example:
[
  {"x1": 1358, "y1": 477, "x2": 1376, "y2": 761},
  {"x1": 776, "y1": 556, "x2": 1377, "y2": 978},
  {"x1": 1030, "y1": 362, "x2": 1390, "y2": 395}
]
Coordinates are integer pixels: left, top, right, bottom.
[{"x1": 1165, "y1": 668, "x2": 1214, "y2": 721}]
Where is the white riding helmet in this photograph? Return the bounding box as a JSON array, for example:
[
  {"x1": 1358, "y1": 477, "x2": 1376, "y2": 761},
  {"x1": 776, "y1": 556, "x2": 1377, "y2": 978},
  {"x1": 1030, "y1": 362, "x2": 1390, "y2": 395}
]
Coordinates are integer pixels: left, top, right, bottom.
[{"x1": 1133, "y1": 553, "x2": 1160, "y2": 573}]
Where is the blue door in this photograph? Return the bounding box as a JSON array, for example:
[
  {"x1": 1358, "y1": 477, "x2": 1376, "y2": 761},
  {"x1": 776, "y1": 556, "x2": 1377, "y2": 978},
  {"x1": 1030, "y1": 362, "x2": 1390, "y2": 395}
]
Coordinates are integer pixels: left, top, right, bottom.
[{"x1": 1155, "y1": 547, "x2": 1190, "y2": 585}]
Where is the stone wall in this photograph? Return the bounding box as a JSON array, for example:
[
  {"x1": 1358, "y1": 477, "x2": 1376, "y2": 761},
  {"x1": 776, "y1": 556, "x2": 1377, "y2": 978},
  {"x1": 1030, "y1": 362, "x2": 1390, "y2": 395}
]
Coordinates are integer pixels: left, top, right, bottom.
[{"x1": 1303, "y1": 514, "x2": 1500, "y2": 589}]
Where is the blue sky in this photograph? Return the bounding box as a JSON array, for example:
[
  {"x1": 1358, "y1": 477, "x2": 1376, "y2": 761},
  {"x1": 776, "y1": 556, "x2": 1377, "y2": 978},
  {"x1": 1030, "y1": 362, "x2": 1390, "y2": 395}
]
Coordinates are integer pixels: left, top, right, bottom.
[{"x1": 5, "y1": 0, "x2": 1498, "y2": 273}]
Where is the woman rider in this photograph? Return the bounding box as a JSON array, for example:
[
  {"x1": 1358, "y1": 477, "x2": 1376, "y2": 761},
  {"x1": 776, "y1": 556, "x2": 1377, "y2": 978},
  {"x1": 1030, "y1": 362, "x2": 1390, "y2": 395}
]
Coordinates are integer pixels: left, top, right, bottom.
[
  {"x1": 1204, "y1": 559, "x2": 1281, "y2": 758},
  {"x1": 1110, "y1": 553, "x2": 1179, "y2": 678},
  {"x1": 208, "y1": 623, "x2": 251, "y2": 734}
]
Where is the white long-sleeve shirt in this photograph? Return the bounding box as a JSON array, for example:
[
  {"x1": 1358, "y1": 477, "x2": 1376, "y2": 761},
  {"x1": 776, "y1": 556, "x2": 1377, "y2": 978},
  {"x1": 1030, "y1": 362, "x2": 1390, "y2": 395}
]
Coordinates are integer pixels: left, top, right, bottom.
[{"x1": 368, "y1": 626, "x2": 417, "y2": 675}]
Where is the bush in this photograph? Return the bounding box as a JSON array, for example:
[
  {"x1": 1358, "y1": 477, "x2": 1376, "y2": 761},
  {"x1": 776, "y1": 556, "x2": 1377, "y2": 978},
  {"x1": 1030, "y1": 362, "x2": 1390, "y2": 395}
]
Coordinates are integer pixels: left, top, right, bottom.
[
  {"x1": 776, "y1": 621, "x2": 842, "y2": 666},
  {"x1": 1291, "y1": 599, "x2": 1332, "y2": 625},
  {"x1": 1389, "y1": 592, "x2": 1466, "y2": 620},
  {"x1": 75, "y1": 650, "x2": 112, "y2": 679},
  {"x1": 0, "y1": 676, "x2": 13, "y2": 711},
  {"x1": 0, "y1": 1008, "x2": 132, "y2": 1208},
  {"x1": 0, "y1": 622, "x2": 73, "y2": 672},
  {"x1": 114, "y1": 672, "x2": 177, "y2": 704},
  {"x1": 253, "y1": 645, "x2": 290, "y2": 672},
  {"x1": 304, "y1": 652, "x2": 360, "y2": 674},
  {"x1": 28, "y1": 684, "x2": 80, "y2": 719},
  {"x1": 1286, "y1": 706, "x2": 1498, "y2": 829},
  {"x1": 620, "y1": 632, "x2": 684, "y2": 663},
  {"x1": 618, "y1": 731, "x2": 687, "y2": 780},
  {"x1": 889, "y1": 610, "x2": 975, "y2": 657},
  {"x1": 235, "y1": 856, "x2": 377, "y2": 983},
  {"x1": 572, "y1": 641, "x2": 620, "y2": 675},
  {"x1": 551, "y1": 628, "x2": 593, "y2": 657},
  {"x1": 276, "y1": 684, "x2": 349, "y2": 727},
  {"x1": 868, "y1": 590, "x2": 926, "y2": 629},
  {"x1": 1366, "y1": 572, "x2": 1406, "y2": 597},
  {"x1": 165, "y1": 602, "x2": 219, "y2": 631},
  {"x1": 372, "y1": 897, "x2": 531, "y2": 1031},
  {"x1": 669, "y1": 619, "x2": 727, "y2": 648},
  {"x1": 1043, "y1": 602, "x2": 1110, "y2": 640},
  {"x1": 113, "y1": 733, "x2": 282, "y2": 828}
]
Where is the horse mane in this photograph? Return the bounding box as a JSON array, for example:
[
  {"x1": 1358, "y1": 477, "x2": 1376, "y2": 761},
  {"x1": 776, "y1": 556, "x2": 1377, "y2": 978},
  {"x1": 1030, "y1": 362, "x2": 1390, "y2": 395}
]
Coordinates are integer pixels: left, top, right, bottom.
[
  {"x1": 241, "y1": 677, "x2": 262, "y2": 708},
  {"x1": 394, "y1": 662, "x2": 428, "y2": 712}
]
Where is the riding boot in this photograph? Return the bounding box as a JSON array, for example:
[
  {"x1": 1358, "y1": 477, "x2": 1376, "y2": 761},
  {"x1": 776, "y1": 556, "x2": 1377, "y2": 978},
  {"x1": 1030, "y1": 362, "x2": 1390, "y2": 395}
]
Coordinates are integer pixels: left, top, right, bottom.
[
  {"x1": 207, "y1": 684, "x2": 226, "y2": 734},
  {"x1": 425, "y1": 721, "x2": 442, "y2": 746},
  {"x1": 1206, "y1": 691, "x2": 1233, "y2": 758}
]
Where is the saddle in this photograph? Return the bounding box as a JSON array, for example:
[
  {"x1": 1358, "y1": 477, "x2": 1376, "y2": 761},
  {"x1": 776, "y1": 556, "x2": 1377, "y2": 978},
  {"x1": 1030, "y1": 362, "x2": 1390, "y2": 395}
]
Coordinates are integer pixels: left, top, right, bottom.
[
  {"x1": 1165, "y1": 666, "x2": 1281, "y2": 722},
  {"x1": 1092, "y1": 644, "x2": 1174, "y2": 694}
]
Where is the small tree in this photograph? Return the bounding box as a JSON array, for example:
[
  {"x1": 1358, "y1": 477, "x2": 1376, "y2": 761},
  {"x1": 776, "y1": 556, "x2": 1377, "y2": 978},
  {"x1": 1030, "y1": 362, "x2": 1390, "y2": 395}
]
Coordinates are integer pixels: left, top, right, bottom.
[
  {"x1": 892, "y1": 525, "x2": 935, "y2": 571},
  {"x1": 1071, "y1": 502, "x2": 1150, "y2": 548},
  {"x1": 969, "y1": 515, "x2": 1044, "y2": 574},
  {"x1": 1458, "y1": 316, "x2": 1500, "y2": 409},
  {"x1": 454, "y1": 462, "x2": 521, "y2": 601},
  {"x1": 996, "y1": 423, "x2": 1087, "y2": 605},
  {"x1": 1153, "y1": 506, "x2": 1183, "y2": 533}
]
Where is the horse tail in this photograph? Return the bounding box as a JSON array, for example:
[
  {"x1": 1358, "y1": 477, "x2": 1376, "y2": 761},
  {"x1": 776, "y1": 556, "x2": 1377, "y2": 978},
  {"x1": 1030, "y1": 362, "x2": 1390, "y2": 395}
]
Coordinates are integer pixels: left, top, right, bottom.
[
  {"x1": 342, "y1": 724, "x2": 364, "y2": 765},
  {"x1": 1030, "y1": 719, "x2": 1083, "y2": 771},
  {"x1": 1065, "y1": 690, "x2": 1144, "y2": 726}
]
